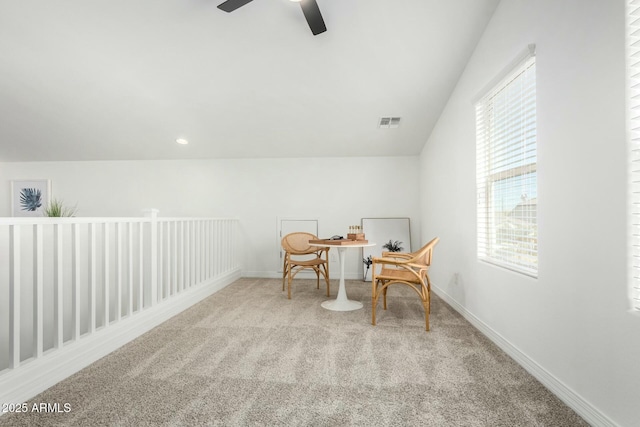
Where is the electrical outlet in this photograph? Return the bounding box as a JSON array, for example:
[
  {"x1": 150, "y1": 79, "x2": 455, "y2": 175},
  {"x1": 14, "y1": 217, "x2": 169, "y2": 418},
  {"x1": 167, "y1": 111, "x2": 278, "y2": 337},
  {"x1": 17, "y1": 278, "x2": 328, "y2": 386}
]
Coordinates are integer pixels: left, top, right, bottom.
[{"x1": 330, "y1": 253, "x2": 337, "y2": 262}]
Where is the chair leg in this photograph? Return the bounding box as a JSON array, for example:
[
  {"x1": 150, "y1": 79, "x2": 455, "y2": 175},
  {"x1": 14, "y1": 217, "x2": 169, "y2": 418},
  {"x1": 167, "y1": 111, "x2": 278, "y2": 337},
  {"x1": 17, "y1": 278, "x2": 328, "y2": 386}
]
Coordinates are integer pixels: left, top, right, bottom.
[
  {"x1": 426, "y1": 288, "x2": 430, "y2": 331},
  {"x1": 372, "y1": 300, "x2": 377, "y2": 326},
  {"x1": 371, "y1": 280, "x2": 377, "y2": 326},
  {"x1": 282, "y1": 258, "x2": 287, "y2": 292},
  {"x1": 287, "y1": 267, "x2": 293, "y2": 299},
  {"x1": 323, "y1": 264, "x2": 330, "y2": 297},
  {"x1": 423, "y1": 298, "x2": 430, "y2": 332},
  {"x1": 383, "y1": 284, "x2": 388, "y2": 310},
  {"x1": 426, "y1": 273, "x2": 432, "y2": 312},
  {"x1": 421, "y1": 282, "x2": 430, "y2": 331},
  {"x1": 316, "y1": 267, "x2": 320, "y2": 289},
  {"x1": 325, "y1": 258, "x2": 330, "y2": 295}
]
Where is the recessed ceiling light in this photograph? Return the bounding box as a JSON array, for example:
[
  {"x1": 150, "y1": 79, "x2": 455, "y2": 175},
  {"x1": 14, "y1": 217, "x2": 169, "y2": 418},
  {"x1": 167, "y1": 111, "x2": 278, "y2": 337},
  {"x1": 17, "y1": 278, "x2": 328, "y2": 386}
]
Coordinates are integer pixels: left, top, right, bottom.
[{"x1": 176, "y1": 138, "x2": 189, "y2": 145}]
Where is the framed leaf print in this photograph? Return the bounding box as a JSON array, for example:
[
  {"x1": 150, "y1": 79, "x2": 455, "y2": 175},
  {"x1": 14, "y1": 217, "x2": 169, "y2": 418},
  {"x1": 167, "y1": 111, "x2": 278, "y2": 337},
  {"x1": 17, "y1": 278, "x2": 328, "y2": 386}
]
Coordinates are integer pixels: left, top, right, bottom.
[{"x1": 11, "y1": 179, "x2": 51, "y2": 217}]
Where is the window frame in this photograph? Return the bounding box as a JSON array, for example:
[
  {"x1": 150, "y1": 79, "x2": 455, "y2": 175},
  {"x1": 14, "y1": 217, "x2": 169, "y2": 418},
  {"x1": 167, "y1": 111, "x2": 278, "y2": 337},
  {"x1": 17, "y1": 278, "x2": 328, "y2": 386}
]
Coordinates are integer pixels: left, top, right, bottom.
[
  {"x1": 627, "y1": 0, "x2": 640, "y2": 311},
  {"x1": 475, "y1": 47, "x2": 538, "y2": 278}
]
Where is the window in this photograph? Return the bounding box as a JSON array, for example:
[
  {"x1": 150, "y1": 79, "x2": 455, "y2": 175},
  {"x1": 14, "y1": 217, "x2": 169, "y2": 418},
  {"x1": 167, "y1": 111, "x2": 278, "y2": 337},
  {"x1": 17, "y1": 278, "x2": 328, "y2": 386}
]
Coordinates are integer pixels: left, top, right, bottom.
[
  {"x1": 627, "y1": 0, "x2": 640, "y2": 310},
  {"x1": 476, "y1": 48, "x2": 537, "y2": 277}
]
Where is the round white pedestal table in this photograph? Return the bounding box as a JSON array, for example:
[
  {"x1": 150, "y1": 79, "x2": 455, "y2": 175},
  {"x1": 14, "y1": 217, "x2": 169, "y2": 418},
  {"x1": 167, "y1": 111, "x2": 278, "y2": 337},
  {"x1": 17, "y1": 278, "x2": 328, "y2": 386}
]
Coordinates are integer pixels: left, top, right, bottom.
[{"x1": 309, "y1": 241, "x2": 376, "y2": 311}]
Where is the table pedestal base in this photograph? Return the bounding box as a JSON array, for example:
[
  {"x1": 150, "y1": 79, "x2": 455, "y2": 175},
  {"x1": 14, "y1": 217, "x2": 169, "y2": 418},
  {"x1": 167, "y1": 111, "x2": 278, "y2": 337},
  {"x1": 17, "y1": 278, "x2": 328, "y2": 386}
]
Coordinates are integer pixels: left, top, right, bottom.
[
  {"x1": 320, "y1": 246, "x2": 366, "y2": 312},
  {"x1": 321, "y1": 299, "x2": 363, "y2": 312}
]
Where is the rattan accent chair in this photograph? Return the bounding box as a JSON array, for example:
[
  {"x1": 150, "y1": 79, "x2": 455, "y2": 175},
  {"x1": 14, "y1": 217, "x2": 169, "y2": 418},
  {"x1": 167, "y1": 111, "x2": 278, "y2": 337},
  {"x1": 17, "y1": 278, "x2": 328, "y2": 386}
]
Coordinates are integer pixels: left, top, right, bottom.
[
  {"x1": 281, "y1": 232, "x2": 330, "y2": 299},
  {"x1": 371, "y1": 237, "x2": 439, "y2": 331}
]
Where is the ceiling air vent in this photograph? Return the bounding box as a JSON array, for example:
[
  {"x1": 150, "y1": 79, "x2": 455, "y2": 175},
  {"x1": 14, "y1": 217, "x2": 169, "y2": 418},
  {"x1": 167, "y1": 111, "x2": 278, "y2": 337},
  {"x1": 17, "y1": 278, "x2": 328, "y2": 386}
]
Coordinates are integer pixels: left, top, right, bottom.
[{"x1": 378, "y1": 117, "x2": 401, "y2": 129}]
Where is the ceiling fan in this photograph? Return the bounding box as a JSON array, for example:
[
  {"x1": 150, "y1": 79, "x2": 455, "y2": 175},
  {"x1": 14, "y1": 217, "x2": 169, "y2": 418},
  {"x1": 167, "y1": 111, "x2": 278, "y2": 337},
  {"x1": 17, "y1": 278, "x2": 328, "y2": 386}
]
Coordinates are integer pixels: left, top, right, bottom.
[{"x1": 217, "y1": 0, "x2": 327, "y2": 36}]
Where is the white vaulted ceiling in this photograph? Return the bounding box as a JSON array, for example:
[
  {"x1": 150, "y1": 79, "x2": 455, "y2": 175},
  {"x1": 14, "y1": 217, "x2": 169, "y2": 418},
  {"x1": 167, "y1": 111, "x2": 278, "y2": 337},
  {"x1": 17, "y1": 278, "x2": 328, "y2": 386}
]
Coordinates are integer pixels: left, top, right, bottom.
[{"x1": 0, "y1": 0, "x2": 500, "y2": 161}]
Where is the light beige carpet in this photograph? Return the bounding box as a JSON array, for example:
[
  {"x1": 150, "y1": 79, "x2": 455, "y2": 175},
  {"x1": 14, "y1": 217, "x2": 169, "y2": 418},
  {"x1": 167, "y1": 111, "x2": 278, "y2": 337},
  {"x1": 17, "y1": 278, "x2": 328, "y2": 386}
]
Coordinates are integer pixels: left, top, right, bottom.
[{"x1": 1, "y1": 278, "x2": 587, "y2": 426}]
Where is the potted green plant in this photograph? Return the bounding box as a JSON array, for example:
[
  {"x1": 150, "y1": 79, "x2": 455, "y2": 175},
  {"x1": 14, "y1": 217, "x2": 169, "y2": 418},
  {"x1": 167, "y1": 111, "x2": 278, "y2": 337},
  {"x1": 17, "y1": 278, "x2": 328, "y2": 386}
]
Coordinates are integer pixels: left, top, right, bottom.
[{"x1": 43, "y1": 198, "x2": 77, "y2": 217}]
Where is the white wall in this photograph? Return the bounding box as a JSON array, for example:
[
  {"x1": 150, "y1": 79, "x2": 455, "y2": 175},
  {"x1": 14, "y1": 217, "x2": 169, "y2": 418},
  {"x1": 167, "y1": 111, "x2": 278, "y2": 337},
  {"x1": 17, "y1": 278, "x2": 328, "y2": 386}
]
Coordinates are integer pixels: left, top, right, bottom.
[
  {"x1": 420, "y1": 0, "x2": 638, "y2": 426},
  {"x1": 0, "y1": 156, "x2": 421, "y2": 279}
]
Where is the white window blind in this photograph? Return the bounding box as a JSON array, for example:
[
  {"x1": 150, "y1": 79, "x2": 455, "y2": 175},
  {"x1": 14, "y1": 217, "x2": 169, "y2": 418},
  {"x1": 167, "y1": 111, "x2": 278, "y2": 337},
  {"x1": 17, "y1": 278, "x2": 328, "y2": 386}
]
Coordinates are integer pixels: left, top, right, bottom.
[
  {"x1": 476, "y1": 52, "x2": 537, "y2": 277},
  {"x1": 627, "y1": 0, "x2": 640, "y2": 310}
]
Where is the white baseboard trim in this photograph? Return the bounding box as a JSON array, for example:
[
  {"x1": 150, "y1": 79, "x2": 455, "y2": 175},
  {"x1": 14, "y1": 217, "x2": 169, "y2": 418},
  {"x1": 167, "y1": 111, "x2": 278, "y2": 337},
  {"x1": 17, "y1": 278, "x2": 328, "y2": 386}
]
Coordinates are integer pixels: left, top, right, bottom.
[
  {"x1": 243, "y1": 270, "x2": 365, "y2": 281},
  {"x1": 432, "y1": 285, "x2": 617, "y2": 427},
  {"x1": 0, "y1": 269, "x2": 241, "y2": 409}
]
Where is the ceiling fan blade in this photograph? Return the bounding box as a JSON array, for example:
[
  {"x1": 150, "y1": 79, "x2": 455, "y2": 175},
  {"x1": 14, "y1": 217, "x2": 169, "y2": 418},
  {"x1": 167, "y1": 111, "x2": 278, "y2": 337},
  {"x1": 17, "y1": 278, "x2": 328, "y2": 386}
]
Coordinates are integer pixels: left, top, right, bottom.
[
  {"x1": 217, "y1": 0, "x2": 254, "y2": 13},
  {"x1": 299, "y1": 0, "x2": 327, "y2": 35}
]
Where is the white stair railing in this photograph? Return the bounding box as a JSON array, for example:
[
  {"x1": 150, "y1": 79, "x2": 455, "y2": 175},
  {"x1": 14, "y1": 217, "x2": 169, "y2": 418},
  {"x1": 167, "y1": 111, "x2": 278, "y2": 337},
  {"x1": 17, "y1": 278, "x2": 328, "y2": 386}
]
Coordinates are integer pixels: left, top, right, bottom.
[{"x1": 0, "y1": 211, "x2": 240, "y2": 405}]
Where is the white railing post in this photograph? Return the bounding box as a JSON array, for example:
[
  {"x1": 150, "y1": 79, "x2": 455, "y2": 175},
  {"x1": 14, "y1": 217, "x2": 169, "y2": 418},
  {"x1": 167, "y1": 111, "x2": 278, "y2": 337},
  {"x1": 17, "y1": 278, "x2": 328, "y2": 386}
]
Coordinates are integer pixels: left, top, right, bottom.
[
  {"x1": 179, "y1": 221, "x2": 184, "y2": 292},
  {"x1": 187, "y1": 220, "x2": 192, "y2": 287},
  {"x1": 72, "y1": 223, "x2": 81, "y2": 340},
  {"x1": 158, "y1": 222, "x2": 164, "y2": 300},
  {"x1": 9, "y1": 225, "x2": 21, "y2": 369},
  {"x1": 196, "y1": 220, "x2": 201, "y2": 282},
  {"x1": 104, "y1": 222, "x2": 110, "y2": 329},
  {"x1": 143, "y1": 209, "x2": 159, "y2": 306},
  {"x1": 34, "y1": 224, "x2": 44, "y2": 358},
  {"x1": 213, "y1": 221, "x2": 219, "y2": 277},
  {"x1": 232, "y1": 220, "x2": 236, "y2": 270},
  {"x1": 128, "y1": 222, "x2": 134, "y2": 317},
  {"x1": 172, "y1": 221, "x2": 177, "y2": 296},
  {"x1": 54, "y1": 223, "x2": 64, "y2": 349},
  {"x1": 138, "y1": 223, "x2": 144, "y2": 311},
  {"x1": 207, "y1": 220, "x2": 212, "y2": 279},
  {"x1": 116, "y1": 222, "x2": 122, "y2": 322},
  {"x1": 89, "y1": 223, "x2": 96, "y2": 333}
]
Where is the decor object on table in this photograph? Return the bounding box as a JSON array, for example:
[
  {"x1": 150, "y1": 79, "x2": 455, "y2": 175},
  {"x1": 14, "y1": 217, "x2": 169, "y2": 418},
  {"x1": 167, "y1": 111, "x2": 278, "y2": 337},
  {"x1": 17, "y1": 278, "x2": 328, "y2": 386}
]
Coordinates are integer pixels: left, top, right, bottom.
[
  {"x1": 348, "y1": 225, "x2": 366, "y2": 241},
  {"x1": 43, "y1": 198, "x2": 78, "y2": 217},
  {"x1": 11, "y1": 179, "x2": 51, "y2": 217}
]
